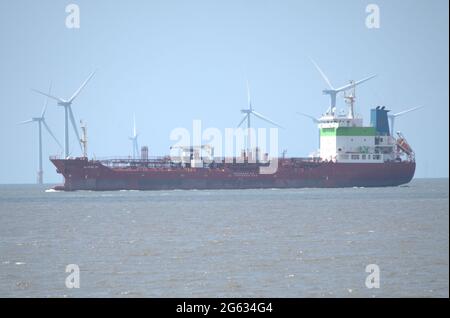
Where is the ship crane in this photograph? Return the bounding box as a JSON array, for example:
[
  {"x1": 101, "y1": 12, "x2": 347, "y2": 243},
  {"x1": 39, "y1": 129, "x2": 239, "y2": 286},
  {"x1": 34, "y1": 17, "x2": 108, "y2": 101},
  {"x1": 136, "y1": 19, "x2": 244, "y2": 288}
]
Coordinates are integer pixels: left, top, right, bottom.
[
  {"x1": 170, "y1": 145, "x2": 215, "y2": 166},
  {"x1": 170, "y1": 145, "x2": 214, "y2": 155}
]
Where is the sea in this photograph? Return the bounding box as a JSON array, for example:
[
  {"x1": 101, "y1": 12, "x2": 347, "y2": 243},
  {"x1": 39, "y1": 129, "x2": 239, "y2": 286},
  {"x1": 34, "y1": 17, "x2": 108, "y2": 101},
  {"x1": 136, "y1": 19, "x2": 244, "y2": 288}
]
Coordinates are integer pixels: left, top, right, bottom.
[{"x1": 0, "y1": 179, "x2": 448, "y2": 298}]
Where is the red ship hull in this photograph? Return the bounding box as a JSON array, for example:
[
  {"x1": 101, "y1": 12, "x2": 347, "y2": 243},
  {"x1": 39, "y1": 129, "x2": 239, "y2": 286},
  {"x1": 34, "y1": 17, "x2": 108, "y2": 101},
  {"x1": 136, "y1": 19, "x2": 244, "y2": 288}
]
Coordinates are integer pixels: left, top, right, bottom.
[{"x1": 50, "y1": 158, "x2": 416, "y2": 191}]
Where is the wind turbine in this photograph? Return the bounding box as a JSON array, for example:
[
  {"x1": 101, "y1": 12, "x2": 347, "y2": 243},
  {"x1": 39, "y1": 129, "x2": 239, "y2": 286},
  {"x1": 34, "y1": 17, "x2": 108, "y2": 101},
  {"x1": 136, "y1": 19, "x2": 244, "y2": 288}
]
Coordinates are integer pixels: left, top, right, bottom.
[
  {"x1": 129, "y1": 114, "x2": 139, "y2": 159},
  {"x1": 32, "y1": 70, "x2": 96, "y2": 158},
  {"x1": 237, "y1": 81, "x2": 283, "y2": 153},
  {"x1": 19, "y1": 84, "x2": 63, "y2": 184},
  {"x1": 310, "y1": 59, "x2": 377, "y2": 115},
  {"x1": 388, "y1": 106, "x2": 422, "y2": 136}
]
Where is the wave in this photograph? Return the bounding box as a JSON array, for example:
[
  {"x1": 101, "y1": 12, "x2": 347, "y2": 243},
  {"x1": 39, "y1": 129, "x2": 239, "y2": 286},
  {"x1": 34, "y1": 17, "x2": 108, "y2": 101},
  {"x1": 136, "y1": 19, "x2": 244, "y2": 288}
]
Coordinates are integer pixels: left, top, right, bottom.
[{"x1": 45, "y1": 189, "x2": 60, "y2": 193}]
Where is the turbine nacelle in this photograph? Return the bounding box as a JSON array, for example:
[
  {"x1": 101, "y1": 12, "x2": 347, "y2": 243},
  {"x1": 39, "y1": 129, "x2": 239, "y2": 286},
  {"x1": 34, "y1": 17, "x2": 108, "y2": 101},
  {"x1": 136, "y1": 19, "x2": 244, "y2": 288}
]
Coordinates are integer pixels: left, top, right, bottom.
[{"x1": 57, "y1": 101, "x2": 72, "y2": 107}]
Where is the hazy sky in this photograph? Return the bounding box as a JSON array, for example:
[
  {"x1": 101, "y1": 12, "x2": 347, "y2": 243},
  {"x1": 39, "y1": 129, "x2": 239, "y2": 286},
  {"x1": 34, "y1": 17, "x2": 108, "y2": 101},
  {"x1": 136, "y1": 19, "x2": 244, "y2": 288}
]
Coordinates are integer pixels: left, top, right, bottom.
[{"x1": 0, "y1": 0, "x2": 448, "y2": 183}]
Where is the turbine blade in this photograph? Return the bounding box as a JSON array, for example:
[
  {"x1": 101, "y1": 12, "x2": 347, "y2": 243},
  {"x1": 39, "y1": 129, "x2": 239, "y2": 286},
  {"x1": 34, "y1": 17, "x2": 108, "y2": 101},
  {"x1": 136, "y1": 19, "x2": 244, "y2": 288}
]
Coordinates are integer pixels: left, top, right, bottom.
[
  {"x1": 251, "y1": 111, "x2": 284, "y2": 128},
  {"x1": 237, "y1": 115, "x2": 247, "y2": 128},
  {"x1": 32, "y1": 88, "x2": 64, "y2": 103},
  {"x1": 335, "y1": 75, "x2": 377, "y2": 92},
  {"x1": 393, "y1": 106, "x2": 422, "y2": 117},
  {"x1": 41, "y1": 82, "x2": 53, "y2": 118},
  {"x1": 310, "y1": 58, "x2": 334, "y2": 90},
  {"x1": 246, "y1": 80, "x2": 252, "y2": 110},
  {"x1": 133, "y1": 113, "x2": 137, "y2": 137},
  {"x1": 18, "y1": 119, "x2": 33, "y2": 125},
  {"x1": 68, "y1": 106, "x2": 82, "y2": 151},
  {"x1": 296, "y1": 112, "x2": 320, "y2": 123},
  {"x1": 42, "y1": 120, "x2": 63, "y2": 150},
  {"x1": 68, "y1": 70, "x2": 96, "y2": 103}
]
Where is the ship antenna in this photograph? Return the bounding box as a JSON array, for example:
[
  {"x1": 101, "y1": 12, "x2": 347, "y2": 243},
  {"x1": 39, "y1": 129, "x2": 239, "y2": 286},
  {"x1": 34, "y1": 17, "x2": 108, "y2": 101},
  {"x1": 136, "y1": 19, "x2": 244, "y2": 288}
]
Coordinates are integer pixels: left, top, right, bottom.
[
  {"x1": 344, "y1": 80, "x2": 356, "y2": 119},
  {"x1": 80, "y1": 120, "x2": 88, "y2": 158}
]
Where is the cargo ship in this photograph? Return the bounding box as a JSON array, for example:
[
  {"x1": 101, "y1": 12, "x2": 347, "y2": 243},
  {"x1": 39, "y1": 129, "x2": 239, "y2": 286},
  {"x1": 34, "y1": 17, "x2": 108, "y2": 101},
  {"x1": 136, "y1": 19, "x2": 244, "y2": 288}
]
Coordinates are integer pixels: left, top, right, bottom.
[
  {"x1": 47, "y1": 66, "x2": 418, "y2": 191},
  {"x1": 50, "y1": 101, "x2": 416, "y2": 191}
]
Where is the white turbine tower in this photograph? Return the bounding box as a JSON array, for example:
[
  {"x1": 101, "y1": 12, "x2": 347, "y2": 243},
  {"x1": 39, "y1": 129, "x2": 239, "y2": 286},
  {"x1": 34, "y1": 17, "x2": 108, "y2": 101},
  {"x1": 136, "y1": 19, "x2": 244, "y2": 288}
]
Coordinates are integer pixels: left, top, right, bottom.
[
  {"x1": 32, "y1": 71, "x2": 96, "y2": 158},
  {"x1": 310, "y1": 59, "x2": 377, "y2": 115},
  {"x1": 129, "y1": 114, "x2": 139, "y2": 159},
  {"x1": 237, "y1": 81, "x2": 283, "y2": 152},
  {"x1": 389, "y1": 106, "x2": 422, "y2": 136},
  {"x1": 19, "y1": 84, "x2": 63, "y2": 184}
]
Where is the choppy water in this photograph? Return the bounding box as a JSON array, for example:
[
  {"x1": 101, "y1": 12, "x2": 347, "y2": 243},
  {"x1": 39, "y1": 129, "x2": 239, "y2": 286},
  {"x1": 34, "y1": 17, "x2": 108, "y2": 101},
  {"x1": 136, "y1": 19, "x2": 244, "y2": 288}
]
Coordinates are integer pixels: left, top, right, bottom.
[{"x1": 0, "y1": 179, "x2": 448, "y2": 298}]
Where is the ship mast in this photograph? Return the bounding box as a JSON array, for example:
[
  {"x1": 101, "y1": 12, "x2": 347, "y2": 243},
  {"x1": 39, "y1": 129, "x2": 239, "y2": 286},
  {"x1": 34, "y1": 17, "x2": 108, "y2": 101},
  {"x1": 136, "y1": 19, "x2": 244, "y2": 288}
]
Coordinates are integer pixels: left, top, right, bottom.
[
  {"x1": 80, "y1": 120, "x2": 88, "y2": 158},
  {"x1": 344, "y1": 80, "x2": 356, "y2": 119}
]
